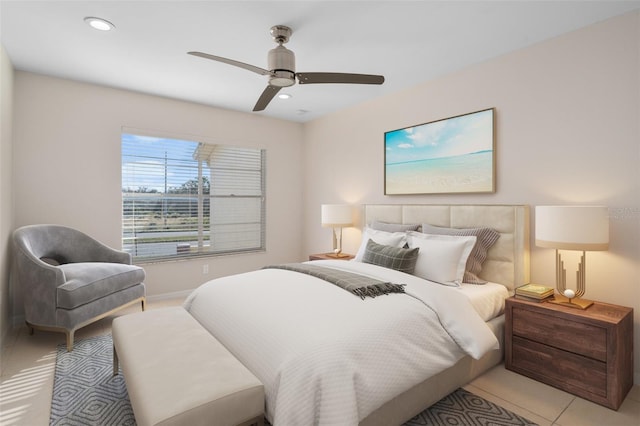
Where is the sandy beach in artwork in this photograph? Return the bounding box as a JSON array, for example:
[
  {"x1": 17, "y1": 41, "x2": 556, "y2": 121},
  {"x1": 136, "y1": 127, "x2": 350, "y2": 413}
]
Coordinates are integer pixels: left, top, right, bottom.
[{"x1": 385, "y1": 151, "x2": 493, "y2": 194}]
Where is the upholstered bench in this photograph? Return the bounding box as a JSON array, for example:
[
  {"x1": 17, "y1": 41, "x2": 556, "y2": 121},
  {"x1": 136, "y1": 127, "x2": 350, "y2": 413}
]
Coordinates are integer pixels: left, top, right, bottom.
[{"x1": 112, "y1": 307, "x2": 264, "y2": 426}]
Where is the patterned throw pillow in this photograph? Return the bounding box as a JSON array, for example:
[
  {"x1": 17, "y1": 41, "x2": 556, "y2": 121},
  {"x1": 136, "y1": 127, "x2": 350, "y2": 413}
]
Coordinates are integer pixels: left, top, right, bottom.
[
  {"x1": 421, "y1": 224, "x2": 500, "y2": 284},
  {"x1": 362, "y1": 239, "x2": 419, "y2": 274}
]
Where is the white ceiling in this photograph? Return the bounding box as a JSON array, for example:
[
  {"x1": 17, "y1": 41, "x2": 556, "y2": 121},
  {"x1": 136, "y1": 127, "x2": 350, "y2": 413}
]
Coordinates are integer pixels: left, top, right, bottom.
[{"x1": 2, "y1": 1, "x2": 639, "y2": 123}]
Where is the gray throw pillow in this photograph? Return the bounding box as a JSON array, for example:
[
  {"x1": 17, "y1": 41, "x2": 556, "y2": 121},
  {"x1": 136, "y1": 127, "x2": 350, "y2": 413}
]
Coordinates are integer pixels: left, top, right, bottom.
[
  {"x1": 370, "y1": 220, "x2": 420, "y2": 233},
  {"x1": 362, "y1": 239, "x2": 419, "y2": 274},
  {"x1": 421, "y1": 224, "x2": 500, "y2": 284}
]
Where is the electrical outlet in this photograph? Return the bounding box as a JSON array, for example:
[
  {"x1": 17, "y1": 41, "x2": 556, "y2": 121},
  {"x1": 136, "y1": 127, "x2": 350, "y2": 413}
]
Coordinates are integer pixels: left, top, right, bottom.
[{"x1": 203, "y1": 264, "x2": 209, "y2": 274}]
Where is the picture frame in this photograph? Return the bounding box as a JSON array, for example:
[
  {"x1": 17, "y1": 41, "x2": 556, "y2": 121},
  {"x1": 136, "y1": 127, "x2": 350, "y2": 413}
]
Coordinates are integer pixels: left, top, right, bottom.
[{"x1": 384, "y1": 108, "x2": 495, "y2": 195}]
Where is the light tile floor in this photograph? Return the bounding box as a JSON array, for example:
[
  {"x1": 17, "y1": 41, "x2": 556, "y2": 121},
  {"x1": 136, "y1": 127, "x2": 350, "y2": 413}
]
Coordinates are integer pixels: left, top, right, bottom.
[{"x1": 1, "y1": 297, "x2": 639, "y2": 426}]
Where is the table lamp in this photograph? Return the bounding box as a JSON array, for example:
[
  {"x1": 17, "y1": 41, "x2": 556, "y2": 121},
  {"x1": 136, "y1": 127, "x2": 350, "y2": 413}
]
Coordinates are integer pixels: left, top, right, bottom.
[
  {"x1": 535, "y1": 205, "x2": 609, "y2": 309},
  {"x1": 321, "y1": 204, "x2": 353, "y2": 258}
]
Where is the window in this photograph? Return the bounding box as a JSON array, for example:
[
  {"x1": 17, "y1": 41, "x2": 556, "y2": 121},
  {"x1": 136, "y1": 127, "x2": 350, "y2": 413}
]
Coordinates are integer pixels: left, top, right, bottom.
[{"x1": 122, "y1": 133, "x2": 266, "y2": 262}]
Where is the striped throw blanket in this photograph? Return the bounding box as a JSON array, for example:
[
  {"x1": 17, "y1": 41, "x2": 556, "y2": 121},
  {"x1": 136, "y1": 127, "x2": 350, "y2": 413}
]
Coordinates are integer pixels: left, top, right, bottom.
[{"x1": 263, "y1": 263, "x2": 406, "y2": 299}]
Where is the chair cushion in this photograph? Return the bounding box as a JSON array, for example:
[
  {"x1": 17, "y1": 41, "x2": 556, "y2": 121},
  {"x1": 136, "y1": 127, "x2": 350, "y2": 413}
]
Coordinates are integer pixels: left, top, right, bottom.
[{"x1": 57, "y1": 263, "x2": 145, "y2": 309}]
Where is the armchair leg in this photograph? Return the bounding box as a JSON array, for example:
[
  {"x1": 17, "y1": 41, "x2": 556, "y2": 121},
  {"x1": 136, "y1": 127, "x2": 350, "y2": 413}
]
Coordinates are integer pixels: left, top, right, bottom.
[
  {"x1": 66, "y1": 330, "x2": 75, "y2": 352},
  {"x1": 113, "y1": 345, "x2": 119, "y2": 376},
  {"x1": 26, "y1": 321, "x2": 74, "y2": 351},
  {"x1": 25, "y1": 296, "x2": 144, "y2": 352}
]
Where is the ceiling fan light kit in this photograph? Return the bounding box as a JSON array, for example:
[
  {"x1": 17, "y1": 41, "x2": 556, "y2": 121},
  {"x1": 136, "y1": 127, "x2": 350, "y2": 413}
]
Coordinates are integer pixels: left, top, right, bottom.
[{"x1": 188, "y1": 24, "x2": 384, "y2": 111}]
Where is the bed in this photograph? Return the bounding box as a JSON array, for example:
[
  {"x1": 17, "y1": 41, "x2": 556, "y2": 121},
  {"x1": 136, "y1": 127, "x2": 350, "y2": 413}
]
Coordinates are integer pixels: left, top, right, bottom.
[{"x1": 184, "y1": 204, "x2": 530, "y2": 425}]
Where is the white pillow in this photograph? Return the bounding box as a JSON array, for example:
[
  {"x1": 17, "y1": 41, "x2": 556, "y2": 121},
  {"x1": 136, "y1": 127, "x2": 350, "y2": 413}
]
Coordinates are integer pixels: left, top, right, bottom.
[
  {"x1": 407, "y1": 232, "x2": 477, "y2": 286},
  {"x1": 353, "y1": 227, "x2": 408, "y2": 262}
]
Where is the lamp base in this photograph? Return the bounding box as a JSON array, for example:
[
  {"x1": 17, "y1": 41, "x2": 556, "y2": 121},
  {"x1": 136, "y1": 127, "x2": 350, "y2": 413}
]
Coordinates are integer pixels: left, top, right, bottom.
[{"x1": 549, "y1": 294, "x2": 594, "y2": 310}]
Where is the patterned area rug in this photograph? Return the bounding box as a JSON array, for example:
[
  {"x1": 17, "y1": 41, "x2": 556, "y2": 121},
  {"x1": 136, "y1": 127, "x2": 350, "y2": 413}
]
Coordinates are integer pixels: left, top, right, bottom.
[
  {"x1": 51, "y1": 335, "x2": 536, "y2": 426},
  {"x1": 50, "y1": 335, "x2": 135, "y2": 425},
  {"x1": 404, "y1": 388, "x2": 537, "y2": 426}
]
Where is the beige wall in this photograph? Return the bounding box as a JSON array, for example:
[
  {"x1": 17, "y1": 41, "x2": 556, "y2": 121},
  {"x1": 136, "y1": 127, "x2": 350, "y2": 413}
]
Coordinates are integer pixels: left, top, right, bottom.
[
  {"x1": 12, "y1": 73, "x2": 304, "y2": 315},
  {"x1": 6, "y1": 11, "x2": 640, "y2": 383},
  {"x1": 303, "y1": 11, "x2": 640, "y2": 382},
  {"x1": 0, "y1": 45, "x2": 14, "y2": 349}
]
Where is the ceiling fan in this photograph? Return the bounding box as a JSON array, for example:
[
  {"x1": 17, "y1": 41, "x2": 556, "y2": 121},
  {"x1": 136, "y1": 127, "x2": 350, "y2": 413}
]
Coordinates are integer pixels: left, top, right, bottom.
[{"x1": 188, "y1": 25, "x2": 385, "y2": 112}]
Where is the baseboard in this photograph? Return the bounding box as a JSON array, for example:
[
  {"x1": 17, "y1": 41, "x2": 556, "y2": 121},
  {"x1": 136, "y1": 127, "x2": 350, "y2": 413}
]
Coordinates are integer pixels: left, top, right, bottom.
[
  {"x1": 0, "y1": 321, "x2": 12, "y2": 346},
  {"x1": 146, "y1": 289, "x2": 193, "y2": 303},
  {"x1": 11, "y1": 313, "x2": 25, "y2": 328}
]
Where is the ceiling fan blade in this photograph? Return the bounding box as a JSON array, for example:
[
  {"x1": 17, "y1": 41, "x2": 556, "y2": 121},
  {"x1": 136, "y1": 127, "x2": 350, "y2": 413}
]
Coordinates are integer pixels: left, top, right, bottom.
[
  {"x1": 188, "y1": 51, "x2": 271, "y2": 76},
  {"x1": 253, "y1": 85, "x2": 282, "y2": 111},
  {"x1": 296, "y1": 72, "x2": 385, "y2": 85}
]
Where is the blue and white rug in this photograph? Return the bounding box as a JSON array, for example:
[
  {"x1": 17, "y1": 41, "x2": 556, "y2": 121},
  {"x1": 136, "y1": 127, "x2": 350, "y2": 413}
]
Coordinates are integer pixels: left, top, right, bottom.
[
  {"x1": 404, "y1": 387, "x2": 537, "y2": 426},
  {"x1": 51, "y1": 335, "x2": 536, "y2": 425},
  {"x1": 50, "y1": 335, "x2": 135, "y2": 425}
]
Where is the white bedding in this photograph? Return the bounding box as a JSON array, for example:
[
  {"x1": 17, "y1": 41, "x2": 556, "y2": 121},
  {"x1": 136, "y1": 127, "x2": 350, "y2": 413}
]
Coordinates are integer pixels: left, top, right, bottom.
[
  {"x1": 184, "y1": 260, "x2": 500, "y2": 426},
  {"x1": 458, "y1": 282, "x2": 509, "y2": 322}
]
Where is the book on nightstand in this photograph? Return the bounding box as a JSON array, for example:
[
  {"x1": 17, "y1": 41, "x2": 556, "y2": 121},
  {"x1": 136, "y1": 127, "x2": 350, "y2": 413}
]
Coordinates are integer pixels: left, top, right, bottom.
[
  {"x1": 514, "y1": 293, "x2": 554, "y2": 303},
  {"x1": 515, "y1": 284, "x2": 554, "y2": 300}
]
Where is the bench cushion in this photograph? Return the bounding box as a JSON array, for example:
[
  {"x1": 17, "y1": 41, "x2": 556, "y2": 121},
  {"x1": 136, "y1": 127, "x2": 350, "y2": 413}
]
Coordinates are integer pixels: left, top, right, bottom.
[
  {"x1": 57, "y1": 262, "x2": 145, "y2": 309},
  {"x1": 112, "y1": 307, "x2": 264, "y2": 426}
]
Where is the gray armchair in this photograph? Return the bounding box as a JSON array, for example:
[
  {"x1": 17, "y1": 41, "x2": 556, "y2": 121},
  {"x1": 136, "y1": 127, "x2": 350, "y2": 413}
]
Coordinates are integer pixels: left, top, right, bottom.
[{"x1": 12, "y1": 224, "x2": 145, "y2": 351}]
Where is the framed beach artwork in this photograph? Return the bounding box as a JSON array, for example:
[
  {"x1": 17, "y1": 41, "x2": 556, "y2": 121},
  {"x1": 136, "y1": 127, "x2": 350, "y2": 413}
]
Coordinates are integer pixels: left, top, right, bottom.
[{"x1": 384, "y1": 108, "x2": 495, "y2": 195}]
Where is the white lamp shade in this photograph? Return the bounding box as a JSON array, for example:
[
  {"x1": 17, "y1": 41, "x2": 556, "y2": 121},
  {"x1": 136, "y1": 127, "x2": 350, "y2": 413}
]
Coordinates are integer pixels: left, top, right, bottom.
[
  {"x1": 321, "y1": 204, "x2": 353, "y2": 227},
  {"x1": 535, "y1": 206, "x2": 609, "y2": 251}
]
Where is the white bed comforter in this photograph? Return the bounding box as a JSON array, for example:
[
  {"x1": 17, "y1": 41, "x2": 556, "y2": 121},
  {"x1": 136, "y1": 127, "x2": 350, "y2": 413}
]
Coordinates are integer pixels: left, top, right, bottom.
[{"x1": 184, "y1": 260, "x2": 499, "y2": 426}]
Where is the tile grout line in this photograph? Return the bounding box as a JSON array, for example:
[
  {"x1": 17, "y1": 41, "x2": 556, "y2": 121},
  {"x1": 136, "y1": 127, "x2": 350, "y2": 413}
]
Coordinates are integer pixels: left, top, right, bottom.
[{"x1": 551, "y1": 395, "x2": 576, "y2": 426}]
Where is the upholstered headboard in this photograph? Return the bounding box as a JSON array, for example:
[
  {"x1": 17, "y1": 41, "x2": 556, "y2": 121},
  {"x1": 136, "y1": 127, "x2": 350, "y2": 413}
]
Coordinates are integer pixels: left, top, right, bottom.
[{"x1": 363, "y1": 204, "x2": 530, "y2": 291}]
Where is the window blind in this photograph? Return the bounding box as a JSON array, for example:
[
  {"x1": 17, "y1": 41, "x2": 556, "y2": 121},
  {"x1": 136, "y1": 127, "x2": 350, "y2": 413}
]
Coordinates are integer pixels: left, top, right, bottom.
[{"x1": 122, "y1": 133, "x2": 266, "y2": 262}]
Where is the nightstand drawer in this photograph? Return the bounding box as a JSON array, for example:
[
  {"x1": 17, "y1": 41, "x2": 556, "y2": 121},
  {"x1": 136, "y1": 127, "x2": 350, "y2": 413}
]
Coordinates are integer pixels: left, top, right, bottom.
[
  {"x1": 512, "y1": 336, "x2": 607, "y2": 398},
  {"x1": 512, "y1": 306, "x2": 606, "y2": 361}
]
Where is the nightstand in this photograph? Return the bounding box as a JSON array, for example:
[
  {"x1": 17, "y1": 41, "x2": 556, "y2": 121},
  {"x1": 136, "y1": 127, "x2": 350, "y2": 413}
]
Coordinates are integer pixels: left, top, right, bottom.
[
  {"x1": 505, "y1": 297, "x2": 633, "y2": 410},
  {"x1": 308, "y1": 253, "x2": 354, "y2": 261}
]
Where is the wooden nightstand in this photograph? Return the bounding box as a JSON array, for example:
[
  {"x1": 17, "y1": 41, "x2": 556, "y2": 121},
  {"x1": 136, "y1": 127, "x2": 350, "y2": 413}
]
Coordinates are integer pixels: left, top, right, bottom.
[
  {"x1": 505, "y1": 297, "x2": 633, "y2": 410},
  {"x1": 308, "y1": 253, "x2": 354, "y2": 261}
]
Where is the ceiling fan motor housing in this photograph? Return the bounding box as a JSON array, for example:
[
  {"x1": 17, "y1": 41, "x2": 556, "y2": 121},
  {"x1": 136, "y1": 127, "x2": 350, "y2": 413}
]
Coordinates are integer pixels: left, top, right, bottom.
[{"x1": 268, "y1": 45, "x2": 295, "y2": 87}]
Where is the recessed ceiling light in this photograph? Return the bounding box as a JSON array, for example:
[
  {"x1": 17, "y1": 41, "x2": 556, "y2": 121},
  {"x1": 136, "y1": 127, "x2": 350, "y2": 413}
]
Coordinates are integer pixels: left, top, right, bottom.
[
  {"x1": 84, "y1": 17, "x2": 115, "y2": 31},
  {"x1": 278, "y1": 93, "x2": 292, "y2": 100}
]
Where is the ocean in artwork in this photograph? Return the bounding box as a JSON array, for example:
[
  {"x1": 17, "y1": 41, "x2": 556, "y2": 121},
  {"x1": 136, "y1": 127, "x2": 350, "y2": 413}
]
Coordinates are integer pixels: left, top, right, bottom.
[{"x1": 385, "y1": 150, "x2": 493, "y2": 194}]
